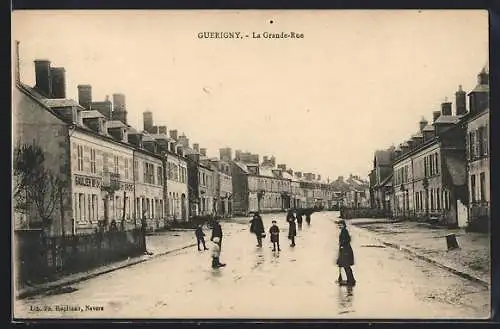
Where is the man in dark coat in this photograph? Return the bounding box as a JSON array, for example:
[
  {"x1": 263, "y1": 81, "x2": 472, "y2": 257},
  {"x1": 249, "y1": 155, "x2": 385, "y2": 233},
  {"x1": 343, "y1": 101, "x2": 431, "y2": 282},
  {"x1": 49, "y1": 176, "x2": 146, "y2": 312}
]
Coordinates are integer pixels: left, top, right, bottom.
[
  {"x1": 211, "y1": 217, "x2": 223, "y2": 249},
  {"x1": 336, "y1": 220, "x2": 356, "y2": 286},
  {"x1": 305, "y1": 210, "x2": 312, "y2": 225},
  {"x1": 287, "y1": 214, "x2": 297, "y2": 247},
  {"x1": 250, "y1": 212, "x2": 265, "y2": 247}
]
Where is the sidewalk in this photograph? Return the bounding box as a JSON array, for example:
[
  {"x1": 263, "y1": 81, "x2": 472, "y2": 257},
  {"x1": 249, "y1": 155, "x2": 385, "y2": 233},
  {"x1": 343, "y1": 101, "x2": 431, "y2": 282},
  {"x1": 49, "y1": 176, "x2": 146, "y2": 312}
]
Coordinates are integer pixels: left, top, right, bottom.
[
  {"x1": 16, "y1": 229, "x2": 198, "y2": 300},
  {"x1": 348, "y1": 218, "x2": 490, "y2": 287}
]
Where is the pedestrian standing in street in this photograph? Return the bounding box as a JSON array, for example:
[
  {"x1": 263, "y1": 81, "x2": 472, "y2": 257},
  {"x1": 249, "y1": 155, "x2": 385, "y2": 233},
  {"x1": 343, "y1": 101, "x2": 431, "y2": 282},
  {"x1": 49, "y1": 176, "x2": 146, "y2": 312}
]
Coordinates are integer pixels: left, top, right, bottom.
[
  {"x1": 211, "y1": 237, "x2": 226, "y2": 269},
  {"x1": 250, "y1": 212, "x2": 265, "y2": 247},
  {"x1": 336, "y1": 220, "x2": 356, "y2": 286},
  {"x1": 287, "y1": 214, "x2": 297, "y2": 247},
  {"x1": 195, "y1": 224, "x2": 209, "y2": 251},
  {"x1": 211, "y1": 217, "x2": 223, "y2": 250},
  {"x1": 269, "y1": 220, "x2": 281, "y2": 251}
]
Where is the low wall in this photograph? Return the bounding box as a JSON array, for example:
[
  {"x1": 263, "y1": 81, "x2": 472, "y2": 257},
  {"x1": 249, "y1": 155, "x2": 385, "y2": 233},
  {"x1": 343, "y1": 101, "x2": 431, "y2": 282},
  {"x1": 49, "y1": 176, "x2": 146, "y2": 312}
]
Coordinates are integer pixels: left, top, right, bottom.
[
  {"x1": 14, "y1": 228, "x2": 145, "y2": 289},
  {"x1": 340, "y1": 207, "x2": 391, "y2": 219}
]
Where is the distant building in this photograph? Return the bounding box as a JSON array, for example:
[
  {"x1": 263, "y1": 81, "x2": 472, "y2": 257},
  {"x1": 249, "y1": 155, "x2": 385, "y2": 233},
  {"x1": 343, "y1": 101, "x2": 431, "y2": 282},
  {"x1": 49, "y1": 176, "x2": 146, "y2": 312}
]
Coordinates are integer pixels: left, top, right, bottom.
[{"x1": 369, "y1": 147, "x2": 395, "y2": 212}]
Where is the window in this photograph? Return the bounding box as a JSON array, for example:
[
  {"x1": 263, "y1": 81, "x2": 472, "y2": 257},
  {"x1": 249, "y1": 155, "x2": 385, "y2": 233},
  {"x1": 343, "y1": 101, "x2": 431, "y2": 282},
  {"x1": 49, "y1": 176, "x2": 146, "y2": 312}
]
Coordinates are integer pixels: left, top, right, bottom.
[
  {"x1": 434, "y1": 153, "x2": 439, "y2": 174},
  {"x1": 436, "y1": 188, "x2": 441, "y2": 210},
  {"x1": 468, "y1": 131, "x2": 474, "y2": 160},
  {"x1": 79, "y1": 193, "x2": 85, "y2": 222},
  {"x1": 430, "y1": 188, "x2": 434, "y2": 210},
  {"x1": 90, "y1": 148, "x2": 96, "y2": 174},
  {"x1": 92, "y1": 194, "x2": 98, "y2": 222},
  {"x1": 477, "y1": 128, "x2": 484, "y2": 156},
  {"x1": 77, "y1": 145, "x2": 84, "y2": 171},
  {"x1": 114, "y1": 156, "x2": 119, "y2": 174},
  {"x1": 424, "y1": 157, "x2": 428, "y2": 177},
  {"x1": 88, "y1": 194, "x2": 92, "y2": 223},
  {"x1": 480, "y1": 172, "x2": 486, "y2": 202},
  {"x1": 134, "y1": 160, "x2": 139, "y2": 181},
  {"x1": 157, "y1": 166, "x2": 163, "y2": 186},
  {"x1": 103, "y1": 153, "x2": 109, "y2": 173},
  {"x1": 471, "y1": 174, "x2": 476, "y2": 202},
  {"x1": 125, "y1": 158, "x2": 129, "y2": 179},
  {"x1": 484, "y1": 124, "x2": 489, "y2": 156}
]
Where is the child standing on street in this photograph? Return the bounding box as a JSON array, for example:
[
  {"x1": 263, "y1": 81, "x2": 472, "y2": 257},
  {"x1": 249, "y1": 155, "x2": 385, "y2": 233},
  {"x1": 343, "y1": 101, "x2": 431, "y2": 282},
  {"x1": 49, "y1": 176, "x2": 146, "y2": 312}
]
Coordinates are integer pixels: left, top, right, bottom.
[
  {"x1": 269, "y1": 220, "x2": 281, "y2": 251},
  {"x1": 195, "y1": 224, "x2": 209, "y2": 251},
  {"x1": 211, "y1": 237, "x2": 226, "y2": 269}
]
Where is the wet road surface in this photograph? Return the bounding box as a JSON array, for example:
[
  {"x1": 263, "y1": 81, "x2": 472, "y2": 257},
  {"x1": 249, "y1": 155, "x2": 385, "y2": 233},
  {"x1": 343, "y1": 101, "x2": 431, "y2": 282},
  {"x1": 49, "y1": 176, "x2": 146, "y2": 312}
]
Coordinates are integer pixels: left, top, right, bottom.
[{"x1": 14, "y1": 211, "x2": 490, "y2": 319}]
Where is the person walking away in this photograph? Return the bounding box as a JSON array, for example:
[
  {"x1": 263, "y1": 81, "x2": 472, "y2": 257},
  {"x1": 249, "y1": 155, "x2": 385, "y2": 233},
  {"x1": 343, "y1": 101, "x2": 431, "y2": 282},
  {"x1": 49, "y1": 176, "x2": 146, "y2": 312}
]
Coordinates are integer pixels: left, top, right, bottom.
[
  {"x1": 195, "y1": 224, "x2": 209, "y2": 251},
  {"x1": 336, "y1": 220, "x2": 356, "y2": 286},
  {"x1": 287, "y1": 216, "x2": 297, "y2": 247},
  {"x1": 296, "y1": 210, "x2": 303, "y2": 230},
  {"x1": 305, "y1": 210, "x2": 311, "y2": 226},
  {"x1": 211, "y1": 217, "x2": 223, "y2": 250},
  {"x1": 250, "y1": 212, "x2": 265, "y2": 247},
  {"x1": 269, "y1": 220, "x2": 281, "y2": 251},
  {"x1": 211, "y1": 237, "x2": 226, "y2": 268}
]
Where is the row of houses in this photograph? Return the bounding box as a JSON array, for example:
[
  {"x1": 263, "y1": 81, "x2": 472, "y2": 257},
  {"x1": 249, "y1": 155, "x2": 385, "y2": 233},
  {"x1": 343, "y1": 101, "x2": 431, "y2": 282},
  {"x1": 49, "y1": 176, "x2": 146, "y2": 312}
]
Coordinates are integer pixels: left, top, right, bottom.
[
  {"x1": 369, "y1": 66, "x2": 490, "y2": 232},
  {"x1": 12, "y1": 45, "x2": 344, "y2": 236}
]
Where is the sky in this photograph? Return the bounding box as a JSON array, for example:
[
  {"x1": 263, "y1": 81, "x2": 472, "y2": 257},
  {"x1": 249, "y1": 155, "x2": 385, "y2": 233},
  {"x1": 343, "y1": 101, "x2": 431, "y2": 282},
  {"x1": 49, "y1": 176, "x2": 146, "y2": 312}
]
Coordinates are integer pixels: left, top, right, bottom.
[{"x1": 12, "y1": 10, "x2": 488, "y2": 181}]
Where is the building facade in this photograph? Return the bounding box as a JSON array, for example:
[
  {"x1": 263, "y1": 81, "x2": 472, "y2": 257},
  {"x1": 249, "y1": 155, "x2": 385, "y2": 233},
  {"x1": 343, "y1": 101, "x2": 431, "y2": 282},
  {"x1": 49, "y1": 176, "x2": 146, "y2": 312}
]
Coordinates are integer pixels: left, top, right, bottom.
[
  {"x1": 392, "y1": 95, "x2": 468, "y2": 227},
  {"x1": 463, "y1": 68, "x2": 490, "y2": 231}
]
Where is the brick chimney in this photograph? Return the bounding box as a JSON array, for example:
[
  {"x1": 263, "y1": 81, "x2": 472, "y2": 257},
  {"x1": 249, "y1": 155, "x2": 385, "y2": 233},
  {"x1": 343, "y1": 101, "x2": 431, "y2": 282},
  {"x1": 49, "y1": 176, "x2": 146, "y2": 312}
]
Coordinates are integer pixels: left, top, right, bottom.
[
  {"x1": 419, "y1": 117, "x2": 428, "y2": 132},
  {"x1": 235, "y1": 150, "x2": 242, "y2": 161},
  {"x1": 169, "y1": 130, "x2": 178, "y2": 140},
  {"x1": 432, "y1": 111, "x2": 441, "y2": 122},
  {"x1": 317, "y1": 174, "x2": 321, "y2": 181},
  {"x1": 270, "y1": 156, "x2": 276, "y2": 167},
  {"x1": 193, "y1": 143, "x2": 200, "y2": 153},
  {"x1": 295, "y1": 171, "x2": 302, "y2": 179},
  {"x1": 441, "y1": 98, "x2": 452, "y2": 116},
  {"x1": 77, "y1": 84, "x2": 92, "y2": 109},
  {"x1": 455, "y1": 85, "x2": 467, "y2": 116},
  {"x1": 200, "y1": 148, "x2": 207, "y2": 157},
  {"x1": 34, "y1": 59, "x2": 52, "y2": 97},
  {"x1": 112, "y1": 93, "x2": 127, "y2": 124},
  {"x1": 49, "y1": 67, "x2": 66, "y2": 98},
  {"x1": 278, "y1": 164, "x2": 287, "y2": 171},
  {"x1": 143, "y1": 111, "x2": 153, "y2": 132}
]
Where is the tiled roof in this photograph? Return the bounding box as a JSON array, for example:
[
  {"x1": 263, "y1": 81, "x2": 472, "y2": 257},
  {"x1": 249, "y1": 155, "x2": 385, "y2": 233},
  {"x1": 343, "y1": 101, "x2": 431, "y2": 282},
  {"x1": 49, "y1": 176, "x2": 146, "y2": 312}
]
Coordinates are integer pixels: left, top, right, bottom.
[
  {"x1": 79, "y1": 110, "x2": 105, "y2": 119},
  {"x1": 41, "y1": 98, "x2": 84, "y2": 109},
  {"x1": 142, "y1": 134, "x2": 155, "y2": 142},
  {"x1": 106, "y1": 120, "x2": 127, "y2": 129},
  {"x1": 282, "y1": 172, "x2": 293, "y2": 180},
  {"x1": 434, "y1": 115, "x2": 460, "y2": 125},
  {"x1": 126, "y1": 126, "x2": 140, "y2": 134}
]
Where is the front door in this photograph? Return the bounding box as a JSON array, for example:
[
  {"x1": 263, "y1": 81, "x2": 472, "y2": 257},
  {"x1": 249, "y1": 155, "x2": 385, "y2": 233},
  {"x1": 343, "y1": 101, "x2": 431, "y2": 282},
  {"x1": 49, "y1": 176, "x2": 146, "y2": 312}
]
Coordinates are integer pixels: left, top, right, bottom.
[
  {"x1": 181, "y1": 194, "x2": 187, "y2": 220},
  {"x1": 457, "y1": 199, "x2": 468, "y2": 228}
]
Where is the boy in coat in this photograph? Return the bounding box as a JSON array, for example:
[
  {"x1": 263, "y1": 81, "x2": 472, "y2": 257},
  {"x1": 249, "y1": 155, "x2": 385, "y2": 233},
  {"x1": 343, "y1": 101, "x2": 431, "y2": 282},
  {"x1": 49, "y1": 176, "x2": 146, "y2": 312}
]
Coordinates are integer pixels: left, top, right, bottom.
[
  {"x1": 269, "y1": 220, "x2": 281, "y2": 251},
  {"x1": 195, "y1": 224, "x2": 209, "y2": 251},
  {"x1": 211, "y1": 237, "x2": 226, "y2": 269}
]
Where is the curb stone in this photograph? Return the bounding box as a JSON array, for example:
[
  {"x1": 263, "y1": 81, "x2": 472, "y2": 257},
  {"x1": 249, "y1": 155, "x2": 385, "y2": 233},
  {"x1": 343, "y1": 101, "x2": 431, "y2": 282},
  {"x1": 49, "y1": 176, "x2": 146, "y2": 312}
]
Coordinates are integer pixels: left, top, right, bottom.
[
  {"x1": 16, "y1": 243, "x2": 198, "y2": 300},
  {"x1": 348, "y1": 223, "x2": 489, "y2": 288}
]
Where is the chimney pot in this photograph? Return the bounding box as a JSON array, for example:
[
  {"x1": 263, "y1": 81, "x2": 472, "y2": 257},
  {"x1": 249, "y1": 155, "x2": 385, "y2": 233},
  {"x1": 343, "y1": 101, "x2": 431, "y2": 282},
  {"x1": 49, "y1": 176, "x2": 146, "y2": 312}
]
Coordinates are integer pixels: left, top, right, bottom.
[
  {"x1": 441, "y1": 100, "x2": 452, "y2": 116},
  {"x1": 455, "y1": 85, "x2": 467, "y2": 116},
  {"x1": 432, "y1": 111, "x2": 441, "y2": 122},
  {"x1": 193, "y1": 143, "x2": 200, "y2": 152},
  {"x1": 50, "y1": 67, "x2": 66, "y2": 98},
  {"x1": 77, "y1": 84, "x2": 92, "y2": 109},
  {"x1": 34, "y1": 59, "x2": 52, "y2": 97},
  {"x1": 169, "y1": 130, "x2": 178, "y2": 140},
  {"x1": 200, "y1": 148, "x2": 207, "y2": 157},
  {"x1": 419, "y1": 117, "x2": 428, "y2": 132}
]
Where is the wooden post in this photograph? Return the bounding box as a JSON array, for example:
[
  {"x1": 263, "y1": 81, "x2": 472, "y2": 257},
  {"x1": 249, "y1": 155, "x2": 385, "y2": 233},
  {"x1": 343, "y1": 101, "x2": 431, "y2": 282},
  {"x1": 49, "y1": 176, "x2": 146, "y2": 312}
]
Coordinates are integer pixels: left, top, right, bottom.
[{"x1": 59, "y1": 185, "x2": 65, "y2": 236}]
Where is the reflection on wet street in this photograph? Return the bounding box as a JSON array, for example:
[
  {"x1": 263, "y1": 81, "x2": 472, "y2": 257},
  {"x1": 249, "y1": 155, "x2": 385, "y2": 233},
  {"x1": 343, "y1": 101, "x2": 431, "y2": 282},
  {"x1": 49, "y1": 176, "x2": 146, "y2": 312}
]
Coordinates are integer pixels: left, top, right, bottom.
[{"x1": 15, "y1": 211, "x2": 490, "y2": 319}]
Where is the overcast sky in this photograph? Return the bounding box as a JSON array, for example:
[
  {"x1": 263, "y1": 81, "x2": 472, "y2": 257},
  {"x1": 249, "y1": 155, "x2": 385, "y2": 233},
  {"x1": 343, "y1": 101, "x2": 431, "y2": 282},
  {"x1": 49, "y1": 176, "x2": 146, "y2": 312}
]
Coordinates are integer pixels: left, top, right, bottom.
[{"x1": 12, "y1": 10, "x2": 488, "y2": 180}]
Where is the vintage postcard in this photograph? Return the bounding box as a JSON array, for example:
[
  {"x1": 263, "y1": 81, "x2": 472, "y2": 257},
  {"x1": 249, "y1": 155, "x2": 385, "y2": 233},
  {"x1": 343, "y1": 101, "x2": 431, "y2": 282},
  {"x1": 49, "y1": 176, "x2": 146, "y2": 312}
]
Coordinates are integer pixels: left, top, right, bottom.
[{"x1": 12, "y1": 10, "x2": 490, "y2": 320}]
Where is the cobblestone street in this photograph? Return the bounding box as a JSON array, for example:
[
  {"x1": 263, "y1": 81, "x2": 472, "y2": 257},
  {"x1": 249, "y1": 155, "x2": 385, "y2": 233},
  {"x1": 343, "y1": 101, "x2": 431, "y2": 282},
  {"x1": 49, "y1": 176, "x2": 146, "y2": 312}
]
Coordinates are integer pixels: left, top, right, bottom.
[{"x1": 14, "y1": 212, "x2": 489, "y2": 319}]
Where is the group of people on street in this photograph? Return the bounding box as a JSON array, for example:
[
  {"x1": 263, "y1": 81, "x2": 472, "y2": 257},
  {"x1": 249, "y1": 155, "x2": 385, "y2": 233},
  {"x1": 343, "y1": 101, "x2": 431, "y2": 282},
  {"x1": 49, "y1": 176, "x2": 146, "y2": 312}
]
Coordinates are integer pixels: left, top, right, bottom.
[{"x1": 195, "y1": 211, "x2": 356, "y2": 285}]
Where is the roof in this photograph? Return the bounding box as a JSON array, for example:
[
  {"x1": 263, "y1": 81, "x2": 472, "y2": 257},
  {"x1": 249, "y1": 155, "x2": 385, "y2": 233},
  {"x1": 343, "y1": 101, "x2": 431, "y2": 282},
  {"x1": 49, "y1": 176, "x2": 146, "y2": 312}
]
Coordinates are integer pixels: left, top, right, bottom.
[
  {"x1": 80, "y1": 110, "x2": 106, "y2": 119},
  {"x1": 379, "y1": 173, "x2": 393, "y2": 187},
  {"x1": 259, "y1": 166, "x2": 275, "y2": 178},
  {"x1": 149, "y1": 133, "x2": 173, "y2": 142},
  {"x1": 374, "y1": 150, "x2": 392, "y2": 166},
  {"x1": 41, "y1": 98, "x2": 84, "y2": 109},
  {"x1": 422, "y1": 124, "x2": 435, "y2": 132},
  {"x1": 469, "y1": 84, "x2": 489, "y2": 94},
  {"x1": 282, "y1": 171, "x2": 293, "y2": 180},
  {"x1": 106, "y1": 120, "x2": 127, "y2": 129},
  {"x1": 142, "y1": 134, "x2": 155, "y2": 142},
  {"x1": 234, "y1": 162, "x2": 249, "y2": 173},
  {"x1": 434, "y1": 115, "x2": 460, "y2": 125},
  {"x1": 412, "y1": 131, "x2": 423, "y2": 138},
  {"x1": 126, "y1": 126, "x2": 140, "y2": 134}
]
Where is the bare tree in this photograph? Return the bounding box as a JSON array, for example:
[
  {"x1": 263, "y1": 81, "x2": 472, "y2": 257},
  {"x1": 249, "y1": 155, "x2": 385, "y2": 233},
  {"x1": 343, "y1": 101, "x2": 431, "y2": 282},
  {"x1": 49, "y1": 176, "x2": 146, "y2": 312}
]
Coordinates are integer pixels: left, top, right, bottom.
[{"x1": 13, "y1": 142, "x2": 65, "y2": 233}]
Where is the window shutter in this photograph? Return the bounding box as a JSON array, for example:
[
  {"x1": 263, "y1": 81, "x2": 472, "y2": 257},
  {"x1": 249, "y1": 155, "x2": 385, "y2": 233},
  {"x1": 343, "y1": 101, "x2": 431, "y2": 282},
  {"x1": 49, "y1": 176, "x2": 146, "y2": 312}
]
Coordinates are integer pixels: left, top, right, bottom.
[
  {"x1": 484, "y1": 125, "x2": 489, "y2": 156},
  {"x1": 465, "y1": 132, "x2": 470, "y2": 160},
  {"x1": 71, "y1": 143, "x2": 78, "y2": 171}
]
